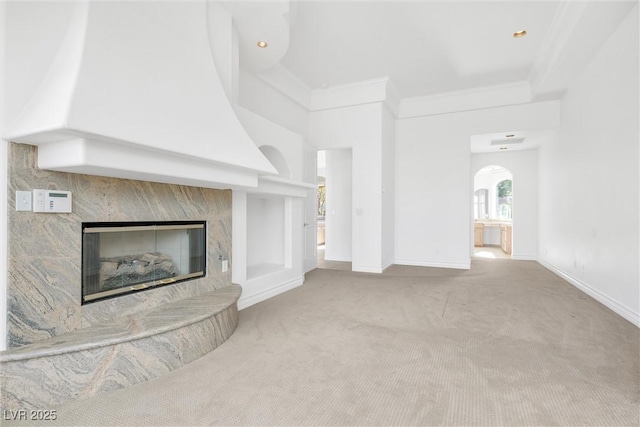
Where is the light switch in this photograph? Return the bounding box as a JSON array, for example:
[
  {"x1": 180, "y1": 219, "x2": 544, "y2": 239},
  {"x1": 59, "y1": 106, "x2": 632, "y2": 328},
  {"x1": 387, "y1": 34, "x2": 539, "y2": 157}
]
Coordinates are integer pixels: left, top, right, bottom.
[
  {"x1": 15, "y1": 191, "x2": 32, "y2": 212},
  {"x1": 221, "y1": 260, "x2": 228, "y2": 273}
]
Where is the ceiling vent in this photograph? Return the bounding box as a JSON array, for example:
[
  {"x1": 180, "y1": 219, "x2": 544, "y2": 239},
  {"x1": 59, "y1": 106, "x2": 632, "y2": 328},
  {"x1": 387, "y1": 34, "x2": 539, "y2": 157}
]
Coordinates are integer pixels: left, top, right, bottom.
[{"x1": 490, "y1": 137, "x2": 525, "y2": 146}]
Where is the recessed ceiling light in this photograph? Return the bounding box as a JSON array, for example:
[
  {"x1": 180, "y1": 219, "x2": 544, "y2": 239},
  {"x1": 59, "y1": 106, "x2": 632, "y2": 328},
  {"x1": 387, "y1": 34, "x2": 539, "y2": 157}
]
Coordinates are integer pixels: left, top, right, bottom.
[
  {"x1": 257, "y1": 41, "x2": 268, "y2": 48},
  {"x1": 513, "y1": 30, "x2": 527, "y2": 38},
  {"x1": 506, "y1": 134, "x2": 515, "y2": 137}
]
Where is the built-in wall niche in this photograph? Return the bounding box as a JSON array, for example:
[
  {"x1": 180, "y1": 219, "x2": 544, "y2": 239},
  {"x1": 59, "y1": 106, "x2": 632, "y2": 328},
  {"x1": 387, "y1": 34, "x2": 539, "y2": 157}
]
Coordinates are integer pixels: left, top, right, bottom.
[{"x1": 246, "y1": 194, "x2": 292, "y2": 279}]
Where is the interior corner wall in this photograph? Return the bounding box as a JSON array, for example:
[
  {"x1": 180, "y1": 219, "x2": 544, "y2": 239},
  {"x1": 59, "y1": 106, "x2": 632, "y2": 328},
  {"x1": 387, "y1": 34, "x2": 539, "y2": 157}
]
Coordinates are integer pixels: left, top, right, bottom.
[
  {"x1": 538, "y1": 5, "x2": 639, "y2": 325},
  {"x1": 381, "y1": 104, "x2": 395, "y2": 269},
  {"x1": 231, "y1": 190, "x2": 247, "y2": 286},
  {"x1": 324, "y1": 149, "x2": 352, "y2": 262},
  {"x1": 309, "y1": 102, "x2": 384, "y2": 273},
  {"x1": 238, "y1": 69, "x2": 309, "y2": 139},
  {"x1": 471, "y1": 150, "x2": 539, "y2": 260},
  {"x1": 395, "y1": 100, "x2": 559, "y2": 270}
]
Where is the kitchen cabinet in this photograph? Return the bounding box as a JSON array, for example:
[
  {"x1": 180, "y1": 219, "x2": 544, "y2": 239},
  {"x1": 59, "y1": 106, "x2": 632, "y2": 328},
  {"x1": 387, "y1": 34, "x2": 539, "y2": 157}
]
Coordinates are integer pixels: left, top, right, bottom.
[
  {"x1": 500, "y1": 224, "x2": 512, "y2": 255},
  {"x1": 474, "y1": 223, "x2": 484, "y2": 247}
]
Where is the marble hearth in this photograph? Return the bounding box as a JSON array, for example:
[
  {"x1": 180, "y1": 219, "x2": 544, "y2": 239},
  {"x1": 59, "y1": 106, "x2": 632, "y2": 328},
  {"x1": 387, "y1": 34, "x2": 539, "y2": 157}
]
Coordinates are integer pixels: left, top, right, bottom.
[{"x1": 1, "y1": 285, "x2": 241, "y2": 410}]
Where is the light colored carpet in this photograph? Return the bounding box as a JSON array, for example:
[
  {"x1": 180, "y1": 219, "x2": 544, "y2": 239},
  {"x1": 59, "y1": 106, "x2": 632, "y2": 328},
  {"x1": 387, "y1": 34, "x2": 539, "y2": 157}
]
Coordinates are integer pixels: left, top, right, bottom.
[{"x1": 35, "y1": 259, "x2": 640, "y2": 426}]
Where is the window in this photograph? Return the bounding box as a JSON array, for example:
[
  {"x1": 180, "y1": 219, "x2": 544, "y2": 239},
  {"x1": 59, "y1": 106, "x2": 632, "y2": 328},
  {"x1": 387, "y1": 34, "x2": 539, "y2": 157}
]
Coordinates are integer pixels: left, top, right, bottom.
[
  {"x1": 496, "y1": 179, "x2": 512, "y2": 220},
  {"x1": 317, "y1": 178, "x2": 326, "y2": 220},
  {"x1": 474, "y1": 189, "x2": 488, "y2": 219}
]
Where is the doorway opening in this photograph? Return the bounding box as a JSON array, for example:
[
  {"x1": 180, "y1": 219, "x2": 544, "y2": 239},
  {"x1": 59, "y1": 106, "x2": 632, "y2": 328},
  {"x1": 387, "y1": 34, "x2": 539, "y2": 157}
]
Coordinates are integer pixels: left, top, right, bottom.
[
  {"x1": 473, "y1": 165, "x2": 513, "y2": 259},
  {"x1": 316, "y1": 149, "x2": 353, "y2": 271}
]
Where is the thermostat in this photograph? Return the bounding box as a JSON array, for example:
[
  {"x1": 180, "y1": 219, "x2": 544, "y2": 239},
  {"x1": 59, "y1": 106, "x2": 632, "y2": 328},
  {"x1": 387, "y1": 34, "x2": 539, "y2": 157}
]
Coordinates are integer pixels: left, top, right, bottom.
[{"x1": 33, "y1": 189, "x2": 72, "y2": 213}]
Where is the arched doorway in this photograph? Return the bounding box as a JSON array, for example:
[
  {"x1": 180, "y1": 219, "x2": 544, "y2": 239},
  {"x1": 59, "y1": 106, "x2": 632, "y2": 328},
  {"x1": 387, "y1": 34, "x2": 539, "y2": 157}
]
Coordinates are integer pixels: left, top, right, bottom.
[{"x1": 473, "y1": 165, "x2": 513, "y2": 259}]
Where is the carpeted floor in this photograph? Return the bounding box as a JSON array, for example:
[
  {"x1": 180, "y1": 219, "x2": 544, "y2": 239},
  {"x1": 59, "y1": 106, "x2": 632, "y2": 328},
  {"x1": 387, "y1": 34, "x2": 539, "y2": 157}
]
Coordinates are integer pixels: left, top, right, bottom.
[{"x1": 34, "y1": 259, "x2": 640, "y2": 426}]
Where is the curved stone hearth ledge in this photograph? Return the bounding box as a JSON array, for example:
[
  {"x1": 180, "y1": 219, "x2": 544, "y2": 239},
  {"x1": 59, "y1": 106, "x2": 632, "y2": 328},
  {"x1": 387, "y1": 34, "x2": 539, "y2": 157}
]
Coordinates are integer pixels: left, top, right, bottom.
[{"x1": 0, "y1": 285, "x2": 242, "y2": 410}]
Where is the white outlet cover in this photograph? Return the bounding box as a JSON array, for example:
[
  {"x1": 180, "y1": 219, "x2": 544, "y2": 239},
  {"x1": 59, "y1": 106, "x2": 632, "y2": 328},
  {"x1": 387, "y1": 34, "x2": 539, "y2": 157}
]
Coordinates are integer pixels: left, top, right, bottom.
[{"x1": 15, "y1": 191, "x2": 32, "y2": 211}]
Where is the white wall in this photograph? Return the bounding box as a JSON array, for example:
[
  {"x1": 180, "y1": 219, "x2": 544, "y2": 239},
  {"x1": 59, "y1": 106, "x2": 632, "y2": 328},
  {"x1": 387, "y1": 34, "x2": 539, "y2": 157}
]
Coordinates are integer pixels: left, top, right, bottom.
[
  {"x1": 239, "y1": 70, "x2": 309, "y2": 139},
  {"x1": 309, "y1": 102, "x2": 386, "y2": 273},
  {"x1": 207, "y1": 2, "x2": 238, "y2": 103},
  {"x1": 246, "y1": 196, "x2": 285, "y2": 267},
  {"x1": 237, "y1": 107, "x2": 304, "y2": 181},
  {"x1": 324, "y1": 149, "x2": 352, "y2": 262},
  {"x1": 233, "y1": 106, "x2": 308, "y2": 309},
  {"x1": 472, "y1": 150, "x2": 539, "y2": 260},
  {"x1": 395, "y1": 101, "x2": 559, "y2": 269},
  {"x1": 381, "y1": 104, "x2": 395, "y2": 269},
  {"x1": 538, "y1": 5, "x2": 639, "y2": 326}
]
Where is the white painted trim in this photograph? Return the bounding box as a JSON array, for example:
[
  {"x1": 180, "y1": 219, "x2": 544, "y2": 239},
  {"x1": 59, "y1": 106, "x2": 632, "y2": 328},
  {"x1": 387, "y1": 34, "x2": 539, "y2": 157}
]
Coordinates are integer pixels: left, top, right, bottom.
[
  {"x1": 394, "y1": 259, "x2": 471, "y2": 270},
  {"x1": 352, "y1": 265, "x2": 385, "y2": 274},
  {"x1": 0, "y1": 140, "x2": 7, "y2": 351},
  {"x1": 384, "y1": 79, "x2": 401, "y2": 118},
  {"x1": 324, "y1": 255, "x2": 352, "y2": 263},
  {"x1": 304, "y1": 257, "x2": 317, "y2": 273},
  {"x1": 254, "y1": 68, "x2": 402, "y2": 115},
  {"x1": 0, "y1": 0, "x2": 8, "y2": 351},
  {"x1": 398, "y1": 81, "x2": 531, "y2": 119},
  {"x1": 381, "y1": 260, "x2": 394, "y2": 273},
  {"x1": 538, "y1": 259, "x2": 640, "y2": 327},
  {"x1": 249, "y1": 175, "x2": 316, "y2": 198},
  {"x1": 309, "y1": 77, "x2": 389, "y2": 112},
  {"x1": 237, "y1": 275, "x2": 304, "y2": 310},
  {"x1": 254, "y1": 64, "x2": 312, "y2": 109}
]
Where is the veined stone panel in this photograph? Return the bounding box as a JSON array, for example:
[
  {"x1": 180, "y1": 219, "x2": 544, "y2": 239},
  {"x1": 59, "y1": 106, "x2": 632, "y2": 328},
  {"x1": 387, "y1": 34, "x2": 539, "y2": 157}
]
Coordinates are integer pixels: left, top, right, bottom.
[
  {"x1": 7, "y1": 143, "x2": 233, "y2": 348},
  {"x1": 0, "y1": 286, "x2": 241, "y2": 410}
]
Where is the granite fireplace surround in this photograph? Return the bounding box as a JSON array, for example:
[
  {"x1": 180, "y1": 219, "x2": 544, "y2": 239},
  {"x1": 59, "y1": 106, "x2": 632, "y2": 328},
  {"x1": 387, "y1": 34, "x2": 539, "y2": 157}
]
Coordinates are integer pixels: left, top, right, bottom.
[{"x1": 0, "y1": 143, "x2": 240, "y2": 409}]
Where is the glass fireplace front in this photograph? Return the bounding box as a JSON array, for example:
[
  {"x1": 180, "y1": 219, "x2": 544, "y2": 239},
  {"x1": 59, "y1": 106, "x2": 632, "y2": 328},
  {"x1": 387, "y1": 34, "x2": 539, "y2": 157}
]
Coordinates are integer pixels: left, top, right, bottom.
[{"x1": 82, "y1": 221, "x2": 206, "y2": 303}]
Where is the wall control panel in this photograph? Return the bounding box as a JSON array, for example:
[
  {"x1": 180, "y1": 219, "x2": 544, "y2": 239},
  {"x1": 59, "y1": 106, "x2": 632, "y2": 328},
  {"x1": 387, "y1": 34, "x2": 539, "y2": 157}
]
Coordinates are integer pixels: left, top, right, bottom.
[{"x1": 33, "y1": 189, "x2": 72, "y2": 213}]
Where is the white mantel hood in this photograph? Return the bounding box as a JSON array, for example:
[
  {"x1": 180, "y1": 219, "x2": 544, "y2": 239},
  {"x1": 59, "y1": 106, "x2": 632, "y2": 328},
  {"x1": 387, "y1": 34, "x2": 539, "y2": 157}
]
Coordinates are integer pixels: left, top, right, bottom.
[{"x1": 4, "y1": 1, "x2": 277, "y2": 189}]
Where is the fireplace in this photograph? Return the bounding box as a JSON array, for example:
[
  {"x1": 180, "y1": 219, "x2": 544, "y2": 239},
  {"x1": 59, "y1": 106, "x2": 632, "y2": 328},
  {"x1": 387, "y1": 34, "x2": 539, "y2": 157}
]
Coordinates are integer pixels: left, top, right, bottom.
[{"x1": 82, "y1": 221, "x2": 206, "y2": 303}]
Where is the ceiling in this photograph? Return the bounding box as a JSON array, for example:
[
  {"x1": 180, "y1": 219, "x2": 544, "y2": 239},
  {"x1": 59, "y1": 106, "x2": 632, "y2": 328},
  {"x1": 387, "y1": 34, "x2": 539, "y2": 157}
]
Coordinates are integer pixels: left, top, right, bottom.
[
  {"x1": 281, "y1": 1, "x2": 560, "y2": 98},
  {"x1": 231, "y1": 0, "x2": 636, "y2": 102},
  {"x1": 230, "y1": 0, "x2": 635, "y2": 154}
]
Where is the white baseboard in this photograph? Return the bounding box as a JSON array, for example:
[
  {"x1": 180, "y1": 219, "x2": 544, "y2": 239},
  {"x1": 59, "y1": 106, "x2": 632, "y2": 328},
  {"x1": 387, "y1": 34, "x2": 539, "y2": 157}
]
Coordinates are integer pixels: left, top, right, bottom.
[
  {"x1": 304, "y1": 257, "x2": 317, "y2": 273},
  {"x1": 351, "y1": 261, "x2": 394, "y2": 274},
  {"x1": 324, "y1": 255, "x2": 352, "y2": 262},
  {"x1": 394, "y1": 259, "x2": 471, "y2": 270},
  {"x1": 538, "y1": 259, "x2": 640, "y2": 327},
  {"x1": 511, "y1": 254, "x2": 537, "y2": 261},
  {"x1": 352, "y1": 265, "x2": 384, "y2": 274},
  {"x1": 238, "y1": 276, "x2": 305, "y2": 310}
]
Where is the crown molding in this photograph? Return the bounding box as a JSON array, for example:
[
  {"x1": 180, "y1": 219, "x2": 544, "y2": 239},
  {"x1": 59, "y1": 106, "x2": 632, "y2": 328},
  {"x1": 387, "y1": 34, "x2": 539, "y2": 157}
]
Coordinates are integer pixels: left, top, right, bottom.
[
  {"x1": 254, "y1": 69, "x2": 533, "y2": 119},
  {"x1": 398, "y1": 81, "x2": 532, "y2": 119},
  {"x1": 254, "y1": 67, "x2": 401, "y2": 115},
  {"x1": 527, "y1": 0, "x2": 588, "y2": 99},
  {"x1": 255, "y1": 64, "x2": 312, "y2": 109},
  {"x1": 309, "y1": 77, "x2": 390, "y2": 111},
  {"x1": 384, "y1": 78, "x2": 401, "y2": 118}
]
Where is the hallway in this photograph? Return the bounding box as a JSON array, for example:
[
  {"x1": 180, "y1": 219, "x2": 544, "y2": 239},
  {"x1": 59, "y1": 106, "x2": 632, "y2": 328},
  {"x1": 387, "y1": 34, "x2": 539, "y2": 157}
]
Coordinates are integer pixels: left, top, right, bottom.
[{"x1": 316, "y1": 245, "x2": 352, "y2": 271}]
